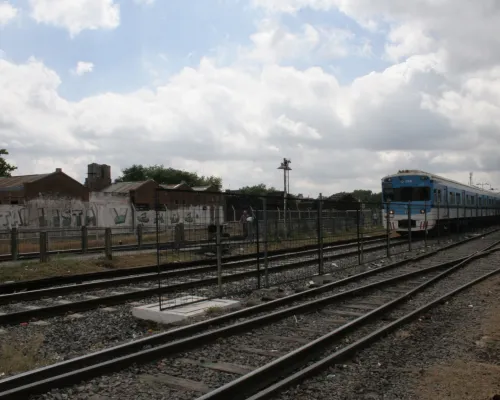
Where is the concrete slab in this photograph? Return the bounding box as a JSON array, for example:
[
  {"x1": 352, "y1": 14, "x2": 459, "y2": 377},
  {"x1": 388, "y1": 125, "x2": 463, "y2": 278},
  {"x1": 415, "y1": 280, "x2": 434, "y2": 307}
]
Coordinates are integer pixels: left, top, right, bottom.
[
  {"x1": 311, "y1": 274, "x2": 334, "y2": 285},
  {"x1": 100, "y1": 307, "x2": 117, "y2": 312},
  {"x1": 132, "y1": 296, "x2": 241, "y2": 324}
]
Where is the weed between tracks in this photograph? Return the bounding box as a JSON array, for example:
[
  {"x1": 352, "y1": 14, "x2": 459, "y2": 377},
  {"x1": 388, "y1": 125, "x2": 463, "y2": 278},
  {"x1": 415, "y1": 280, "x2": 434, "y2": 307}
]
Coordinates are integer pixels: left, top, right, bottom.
[
  {"x1": 0, "y1": 252, "x2": 193, "y2": 283},
  {"x1": 0, "y1": 333, "x2": 54, "y2": 377}
]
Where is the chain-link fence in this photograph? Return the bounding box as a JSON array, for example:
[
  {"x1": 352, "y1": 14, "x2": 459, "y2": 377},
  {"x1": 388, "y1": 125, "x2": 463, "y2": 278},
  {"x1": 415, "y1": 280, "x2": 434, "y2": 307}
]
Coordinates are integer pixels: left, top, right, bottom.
[{"x1": 154, "y1": 192, "x2": 500, "y2": 311}]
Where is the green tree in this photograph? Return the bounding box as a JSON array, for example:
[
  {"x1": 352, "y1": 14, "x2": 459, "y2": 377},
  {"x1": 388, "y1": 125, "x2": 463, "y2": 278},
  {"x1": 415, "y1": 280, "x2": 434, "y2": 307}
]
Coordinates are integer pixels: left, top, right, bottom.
[
  {"x1": 352, "y1": 189, "x2": 382, "y2": 204},
  {"x1": 0, "y1": 149, "x2": 17, "y2": 177},
  {"x1": 115, "y1": 164, "x2": 222, "y2": 188},
  {"x1": 236, "y1": 183, "x2": 278, "y2": 196}
]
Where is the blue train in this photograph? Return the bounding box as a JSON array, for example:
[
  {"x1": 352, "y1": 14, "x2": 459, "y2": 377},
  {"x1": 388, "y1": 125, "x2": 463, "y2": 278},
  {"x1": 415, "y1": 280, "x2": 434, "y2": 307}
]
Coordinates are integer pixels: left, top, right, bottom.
[{"x1": 381, "y1": 170, "x2": 500, "y2": 233}]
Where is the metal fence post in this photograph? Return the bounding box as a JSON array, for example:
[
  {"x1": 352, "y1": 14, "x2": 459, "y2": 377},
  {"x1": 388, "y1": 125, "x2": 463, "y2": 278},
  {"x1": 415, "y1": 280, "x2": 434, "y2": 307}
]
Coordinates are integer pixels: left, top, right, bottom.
[
  {"x1": 81, "y1": 226, "x2": 88, "y2": 254},
  {"x1": 104, "y1": 228, "x2": 112, "y2": 260},
  {"x1": 359, "y1": 203, "x2": 364, "y2": 264},
  {"x1": 437, "y1": 200, "x2": 441, "y2": 244},
  {"x1": 40, "y1": 231, "x2": 48, "y2": 263},
  {"x1": 137, "y1": 224, "x2": 143, "y2": 249},
  {"x1": 263, "y1": 197, "x2": 269, "y2": 288},
  {"x1": 356, "y1": 208, "x2": 361, "y2": 265},
  {"x1": 424, "y1": 200, "x2": 428, "y2": 248},
  {"x1": 215, "y1": 205, "x2": 222, "y2": 297},
  {"x1": 155, "y1": 189, "x2": 162, "y2": 311},
  {"x1": 318, "y1": 193, "x2": 324, "y2": 275},
  {"x1": 407, "y1": 201, "x2": 412, "y2": 252},
  {"x1": 386, "y1": 201, "x2": 391, "y2": 258},
  {"x1": 11, "y1": 227, "x2": 18, "y2": 261},
  {"x1": 255, "y1": 208, "x2": 261, "y2": 290}
]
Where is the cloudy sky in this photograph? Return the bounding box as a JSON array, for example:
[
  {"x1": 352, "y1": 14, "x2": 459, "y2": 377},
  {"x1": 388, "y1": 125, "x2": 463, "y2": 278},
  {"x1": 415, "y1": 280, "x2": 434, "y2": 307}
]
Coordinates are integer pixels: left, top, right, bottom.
[{"x1": 1, "y1": 0, "x2": 500, "y2": 197}]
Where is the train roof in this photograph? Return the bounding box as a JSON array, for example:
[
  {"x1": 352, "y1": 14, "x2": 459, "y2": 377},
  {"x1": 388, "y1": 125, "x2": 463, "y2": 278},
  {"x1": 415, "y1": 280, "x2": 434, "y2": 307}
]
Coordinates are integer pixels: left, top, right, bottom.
[{"x1": 382, "y1": 170, "x2": 500, "y2": 197}]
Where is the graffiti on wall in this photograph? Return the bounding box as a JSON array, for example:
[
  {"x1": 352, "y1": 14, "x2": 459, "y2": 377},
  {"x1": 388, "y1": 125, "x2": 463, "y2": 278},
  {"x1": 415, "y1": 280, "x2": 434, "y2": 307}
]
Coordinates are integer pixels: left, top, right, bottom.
[
  {"x1": 134, "y1": 206, "x2": 223, "y2": 229},
  {"x1": 0, "y1": 195, "x2": 223, "y2": 230}
]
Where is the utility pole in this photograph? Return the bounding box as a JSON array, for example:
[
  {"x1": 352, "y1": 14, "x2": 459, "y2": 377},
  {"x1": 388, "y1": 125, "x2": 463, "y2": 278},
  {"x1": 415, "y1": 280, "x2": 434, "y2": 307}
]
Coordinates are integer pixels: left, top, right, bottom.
[
  {"x1": 278, "y1": 158, "x2": 292, "y2": 238},
  {"x1": 469, "y1": 172, "x2": 473, "y2": 186}
]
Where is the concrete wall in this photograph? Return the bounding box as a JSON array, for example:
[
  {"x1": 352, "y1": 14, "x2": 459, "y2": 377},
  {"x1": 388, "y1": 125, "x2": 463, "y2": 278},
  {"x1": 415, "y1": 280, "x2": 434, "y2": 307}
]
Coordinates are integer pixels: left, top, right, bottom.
[{"x1": 0, "y1": 193, "x2": 224, "y2": 231}]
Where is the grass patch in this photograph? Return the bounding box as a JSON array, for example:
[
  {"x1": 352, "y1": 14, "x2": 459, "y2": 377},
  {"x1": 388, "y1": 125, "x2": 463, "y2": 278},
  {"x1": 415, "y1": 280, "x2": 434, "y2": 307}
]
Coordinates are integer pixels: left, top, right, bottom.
[
  {"x1": 0, "y1": 333, "x2": 53, "y2": 376},
  {"x1": 0, "y1": 228, "x2": 395, "y2": 283},
  {"x1": 0, "y1": 251, "x2": 202, "y2": 283}
]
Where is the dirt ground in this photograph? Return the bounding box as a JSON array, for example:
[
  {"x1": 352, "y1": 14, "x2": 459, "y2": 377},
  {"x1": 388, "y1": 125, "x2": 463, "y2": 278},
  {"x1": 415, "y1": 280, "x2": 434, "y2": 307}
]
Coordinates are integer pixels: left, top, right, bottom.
[{"x1": 413, "y1": 275, "x2": 500, "y2": 400}]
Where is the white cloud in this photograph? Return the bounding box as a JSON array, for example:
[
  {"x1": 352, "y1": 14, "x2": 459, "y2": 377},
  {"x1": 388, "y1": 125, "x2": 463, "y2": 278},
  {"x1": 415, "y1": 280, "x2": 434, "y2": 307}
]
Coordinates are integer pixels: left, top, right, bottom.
[
  {"x1": 29, "y1": 0, "x2": 120, "y2": 37},
  {"x1": 133, "y1": 0, "x2": 155, "y2": 4},
  {"x1": 2, "y1": 1, "x2": 500, "y2": 194},
  {"x1": 0, "y1": 1, "x2": 17, "y2": 26},
  {"x1": 72, "y1": 61, "x2": 95, "y2": 76},
  {"x1": 241, "y1": 18, "x2": 365, "y2": 65}
]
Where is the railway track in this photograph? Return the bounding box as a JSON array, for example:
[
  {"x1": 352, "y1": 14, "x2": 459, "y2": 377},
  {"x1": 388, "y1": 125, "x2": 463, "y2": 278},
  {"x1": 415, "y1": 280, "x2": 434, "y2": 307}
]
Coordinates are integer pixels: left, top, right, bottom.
[
  {"x1": 0, "y1": 228, "x2": 499, "y2": 400},
  {"x1": 0, "y1": 230, "x2": 392, "y2": 263},
  {"x1": 0, "y1": 236, "x2": 412, "y2": 325},
  {"x1": 0, "y1": 235, "x2": 263, "y2": 262},
  {"x1": 241, "y1": 250, "x2": 500, "y2": 400},
  {"x1": 0, "y1": 234, "x2": 390, "y2": 294}
]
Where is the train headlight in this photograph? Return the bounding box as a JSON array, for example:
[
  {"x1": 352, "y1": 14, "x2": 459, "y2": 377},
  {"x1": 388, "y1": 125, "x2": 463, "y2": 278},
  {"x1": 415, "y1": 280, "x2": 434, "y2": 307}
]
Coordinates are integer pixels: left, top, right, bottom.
[
  {"x1": 420, "y1": 209, "x2": 425, "y2": 214},
  {"x1": 389, "y1": 210, "x2": 394, "y2": 214}
]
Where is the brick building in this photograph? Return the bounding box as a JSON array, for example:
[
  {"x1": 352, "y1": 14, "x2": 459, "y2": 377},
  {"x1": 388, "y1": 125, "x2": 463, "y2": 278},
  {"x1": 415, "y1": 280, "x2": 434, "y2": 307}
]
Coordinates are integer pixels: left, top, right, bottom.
[
  {"x1": 0, "y1": 168, "x2": 89, "y2": 204},
  {"x1": 0, "y1": 163, "x2": 222, "y2": 209}
]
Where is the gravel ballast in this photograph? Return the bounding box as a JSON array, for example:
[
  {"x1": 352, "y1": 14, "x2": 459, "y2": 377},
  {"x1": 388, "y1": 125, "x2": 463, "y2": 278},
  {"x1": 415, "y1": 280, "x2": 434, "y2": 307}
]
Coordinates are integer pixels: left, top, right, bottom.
[
  {"x1": 274, "y1": 251, "x2": 500, "y2": 400},
  {"x1": 23, "y1": 235, "x2": 500, "y2": 400}
]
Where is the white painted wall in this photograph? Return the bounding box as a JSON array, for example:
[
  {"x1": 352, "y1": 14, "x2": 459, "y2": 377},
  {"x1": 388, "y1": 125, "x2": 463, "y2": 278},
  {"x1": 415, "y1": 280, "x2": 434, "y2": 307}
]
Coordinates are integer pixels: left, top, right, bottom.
[{"x1": 0, "y1": 193, "x2": 224, "y2": 230}]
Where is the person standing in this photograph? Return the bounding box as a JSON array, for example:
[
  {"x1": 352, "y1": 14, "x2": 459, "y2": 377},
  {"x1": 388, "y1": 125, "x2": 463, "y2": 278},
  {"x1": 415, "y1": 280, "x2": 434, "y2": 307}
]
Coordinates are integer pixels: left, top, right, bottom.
[{"x1": 240, "y1": 210, "x2": 249, "y2": 238}]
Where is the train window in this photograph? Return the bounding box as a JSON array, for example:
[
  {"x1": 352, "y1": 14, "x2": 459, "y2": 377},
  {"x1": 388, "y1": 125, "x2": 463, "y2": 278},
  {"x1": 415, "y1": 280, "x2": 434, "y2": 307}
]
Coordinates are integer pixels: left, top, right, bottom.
[
  {"x1": 449, "y1": 192, "x2": 455, "y2": 205},
  {"x1": 382, "y1": 188, "x2": 394, "y2": 201},
  {"x1": 385, "y1": 187, "x2": 430, "y2": 202},
  {"x1": 456, "y1": 194, "x2": 461, "y2": 205},
  {"x1": 472, "y1": 196, "x2": 475, "y2": 205},
  {"x1": 412, "y1": 187, "x2": 430, "y2": 201},
  {"x1": 438, "y1": 189, "x2": 441, "y2": 203}
]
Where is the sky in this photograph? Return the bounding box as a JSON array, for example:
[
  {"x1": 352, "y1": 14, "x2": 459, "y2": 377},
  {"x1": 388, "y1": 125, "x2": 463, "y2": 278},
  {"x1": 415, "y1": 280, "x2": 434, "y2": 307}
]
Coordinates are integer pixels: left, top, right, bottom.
[{"x1": 1, "y1": 0, "x2": 500, "y2": 197}]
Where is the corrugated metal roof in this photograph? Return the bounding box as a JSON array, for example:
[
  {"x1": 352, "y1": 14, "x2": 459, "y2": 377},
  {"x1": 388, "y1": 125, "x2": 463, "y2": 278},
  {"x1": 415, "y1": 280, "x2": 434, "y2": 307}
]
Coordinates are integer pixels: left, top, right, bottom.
[
  {"x1": 160, "y1": 184, "x2": 180, "y2": 189},
  {"x1": 101, "y1": 181, "x2": 149, "y2": 193},
  {"x1": 192, "y1": 186, "x2": 212, "y2": 191},
  {"x1": 0, "y1": 174, "x2": 50, "y2": 190},
  {"x1": 160, "y1": 183, "x2": 192, "y2": 190}
]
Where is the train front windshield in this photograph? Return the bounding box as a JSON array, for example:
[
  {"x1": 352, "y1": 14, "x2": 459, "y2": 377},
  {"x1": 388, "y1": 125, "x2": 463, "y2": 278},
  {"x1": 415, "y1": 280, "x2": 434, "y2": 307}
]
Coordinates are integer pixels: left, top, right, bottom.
[{"x1": 383, "y1": 187, "x2": 431, "y2": 202}]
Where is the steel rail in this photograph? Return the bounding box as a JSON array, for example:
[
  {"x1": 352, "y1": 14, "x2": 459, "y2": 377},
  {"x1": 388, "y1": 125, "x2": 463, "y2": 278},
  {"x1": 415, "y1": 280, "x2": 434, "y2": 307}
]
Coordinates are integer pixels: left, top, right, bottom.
[
  {"x1": 0, "y1": 236, "x2": 410, "y2": 305},
  {"x1": 0, "y1": 236, "x2": 417, "y2": 324},
  {"x1": 0, "y1": 234, "x2": 317, "y2": 262},
  {"x1": 0, "y1": 234, "x2": 392, "y2": 295},
  {"x1": 207, "y1": 244, "x2": 500, "y2": 400},
  {"x1": 0, "y1": 232, "x2": 497, "y2": 399}
]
